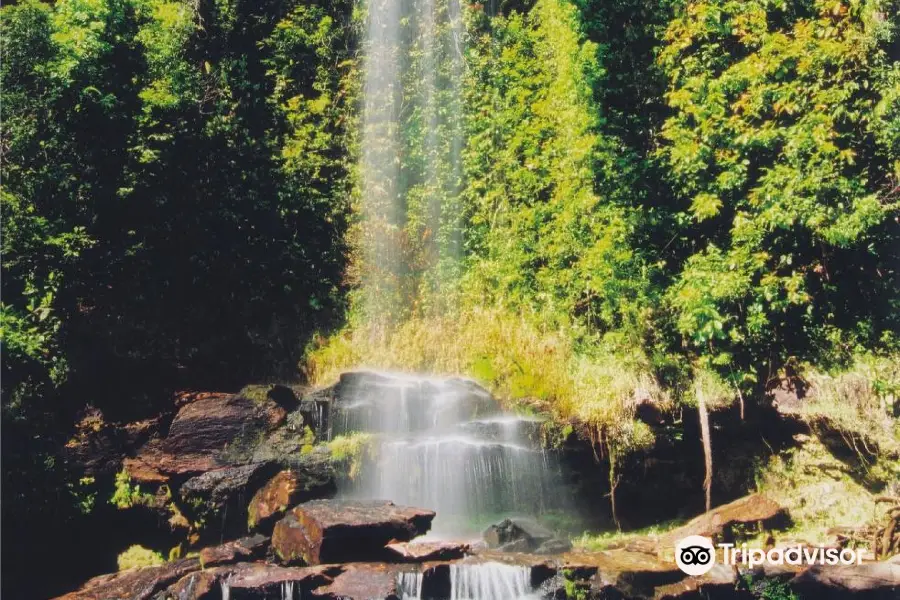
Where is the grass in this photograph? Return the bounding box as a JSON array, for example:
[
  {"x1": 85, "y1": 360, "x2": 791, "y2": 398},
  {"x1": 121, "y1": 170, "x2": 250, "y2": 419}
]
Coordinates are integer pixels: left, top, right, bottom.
[
  {"x1": 800, "y1": 355, "x2": 900, "y2": 470},
  {"x1": 754, "y1": 437, "x2": 883, "y2": 546},
  {"x1": 572, "y1": 519, "x2": 685, "y2": 551},
  {"x1": 305, "y1": 306, "x2": 667, "y2": 444}
]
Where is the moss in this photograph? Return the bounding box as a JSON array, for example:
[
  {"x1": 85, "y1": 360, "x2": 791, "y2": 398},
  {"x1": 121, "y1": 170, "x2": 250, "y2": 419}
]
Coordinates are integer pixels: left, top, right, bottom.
[
  {"x1": 327, "y1": 433, "x2": 375, "y2": 480},
  {"x1": 117, "y1": 545, "x2": 165, "y2": 570},
  {"x1": 239, "y1": 384, "x2": 275, "y2": 404}
]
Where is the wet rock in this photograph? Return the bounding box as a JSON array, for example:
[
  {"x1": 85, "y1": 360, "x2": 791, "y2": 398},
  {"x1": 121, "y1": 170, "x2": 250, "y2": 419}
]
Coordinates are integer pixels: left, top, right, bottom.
[
  {"x1": 311, "y1": 563, "x2": 401, "y2": 599},
  {"x1": 54, "y1": 536, "x2": 268, "y2": 600},
  {"x1": 248, "y1": 462, "x2": 337, "y2": 532},
  {"x1": 125, "y1": 394, "x2": 286, "y2": 483},
  {"x1": 385, "y1": 541, "x2": 470, "y2": 562},
  {"x1": 652, "y1": 563, "x2": 737, "y2": 599},
  {"x1": 561, "y1": 549, "x2": 685, "y2": 599},
  {"x1": 330, "y1": 371, "x2": 496, "y2": 434},
  {"x1": 456, "y1": 417, "x2": 544, "y2": 445},
  {"x1": 483, "y1": 517, "x2": 571, "y2": 554},
  {"x1": 167, "y1": 563, "x2": 338, "y2": 600},
  {"x1": 271, "y1": 499, "x2": 435, "y2": 565},
  {"x1": 535, "y1": 538, "x2": 574, "y2": 555}
]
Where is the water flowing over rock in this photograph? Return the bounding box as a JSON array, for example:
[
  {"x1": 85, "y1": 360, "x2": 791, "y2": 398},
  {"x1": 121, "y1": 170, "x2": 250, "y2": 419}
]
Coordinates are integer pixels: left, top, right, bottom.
[
  {"x1": 397, "y1": 562, "x2": 539, "y2": 600},
  {"x1": 331, "y1": 371, "x2": 569, "y2": 535}
]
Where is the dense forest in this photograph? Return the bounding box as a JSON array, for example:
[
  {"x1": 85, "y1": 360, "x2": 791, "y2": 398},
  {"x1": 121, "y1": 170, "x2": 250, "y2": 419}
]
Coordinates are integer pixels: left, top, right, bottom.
[{"x1": 1, "y1": 0, "x2": 899, "y2": 598}]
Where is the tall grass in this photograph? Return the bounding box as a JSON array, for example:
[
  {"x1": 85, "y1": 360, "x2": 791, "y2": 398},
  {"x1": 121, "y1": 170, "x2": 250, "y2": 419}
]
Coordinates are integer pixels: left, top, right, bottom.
[{"x1": 304, "y1": 306, "x2": 665, "y2": 437}]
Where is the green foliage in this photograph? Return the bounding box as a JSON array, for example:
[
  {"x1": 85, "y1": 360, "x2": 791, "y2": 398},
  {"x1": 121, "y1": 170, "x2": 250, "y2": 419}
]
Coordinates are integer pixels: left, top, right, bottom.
[
  {"x1": 116, "y1": 545, "x2": 165, "y2": 570},
  {"x1": 110, "y1": 469, "x2": 154, "y2": 509},
  {"x1": 658, "y1": 0, "x2": 900, "y2": 373},
  {"x1": 463, "y1": 0, "x2": 651, "y2": 340},
  {"x1": 740, "y1": 573, "x2": 801, "y2": 600}
]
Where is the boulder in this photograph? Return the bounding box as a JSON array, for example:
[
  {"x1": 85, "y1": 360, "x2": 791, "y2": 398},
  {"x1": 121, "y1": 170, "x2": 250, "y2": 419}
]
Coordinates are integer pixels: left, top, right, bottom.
[
  {"x1": 248, "y1": 462, "x2": 337, "y2": 532},
  {"x1": 124, "y1": 394, "x2": 286, "y2": 483},
  {"x1": 271, "y1": 499, "x2": 435, "y2": 565},
  {"x1": 330, "y1": 371, "x2": 496, "y2": 435},
  {"x1": 53, "y1": 535, "x2": 268, "y2": 600},
  {"x1": 483, "y1": 517, "x2": 571, "y2": 554},
  {"x1": 64, "y1": 408, "x2": 162, "y2": 478}
]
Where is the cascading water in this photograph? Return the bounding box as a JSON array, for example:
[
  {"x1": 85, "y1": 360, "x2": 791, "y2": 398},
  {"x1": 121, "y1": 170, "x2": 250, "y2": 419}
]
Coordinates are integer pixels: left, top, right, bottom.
[
  {"x1": 331, "y1": 372, "x2": 562, "y2": 536},
  {"x1": 397, "y1": 563, "x2": 540, "y2": 600},
  {"x1": 329, "y1": 372, "x2": 566, "y2": 599}
]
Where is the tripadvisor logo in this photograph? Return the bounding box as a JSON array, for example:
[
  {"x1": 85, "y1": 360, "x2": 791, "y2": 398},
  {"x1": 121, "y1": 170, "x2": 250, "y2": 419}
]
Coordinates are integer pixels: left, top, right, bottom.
[
  {"x1": 675, "y1": 535, "x2": 716, "y2": 576},
  {"x1": 675, "y1": 535, "x2": 869, "y2": 576}
]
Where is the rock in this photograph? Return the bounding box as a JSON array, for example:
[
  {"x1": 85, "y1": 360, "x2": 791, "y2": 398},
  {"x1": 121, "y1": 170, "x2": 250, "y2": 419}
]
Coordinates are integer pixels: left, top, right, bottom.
[
  {"x1": 652, "y1": 563, "x2": 736, "y2": 599},
  {"x1": 561, "y1": 549, "x2": 685, "y2": 599},
  {"x1": 170, "y1": 563, "x2": 338, "y2": 600},
  {"x1": 330, "y1": 371, "x2": 496, "y2": 434},
  {"x1": 54, "y1": 536, "x2": 268, "y2": 600},
  {"x1": 385, "y1": 541, "x2": 470, "y2": 562},
  {"x1": 535, "y1": 538, "x2": 573, "y2": 555},
  {"x1": 248, "y1": 462, "x2": 338, "y2": 532},
  {"x1": 483, "y1": 517, "x2": 570, "y2": 553},
  {"x1": 630, "y1": 388, "x2": 667, "y2": 426},
  {"x1": 64, "y1": 408, "x2": 162, "y2": 477},
  {"x1": 311, "y1": 563, "x2": 402, "y2": 599},
  {"x1": 271, "y1": 499, "x2": 435, "y2": 565},
  {"x1": 790, "y1": 561, "x2": 900, "y2": 599},
  {"x1": 125, "y1": 394, "x2": 287, "y2": 483},
  {"x1": 180, "y1": 462, "x2": 279, "y2": 508}
]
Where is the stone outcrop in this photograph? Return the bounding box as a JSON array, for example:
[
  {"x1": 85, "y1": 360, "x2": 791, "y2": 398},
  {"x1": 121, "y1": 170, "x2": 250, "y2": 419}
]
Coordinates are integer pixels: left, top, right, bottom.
[
  {"x1": 483, "y1": 517, "x2": 572, "y2": 554},
  {"x1": 54, "y1": 535, "x2": 268, "y2": 600},
  {"x1": 271, "y1": 499, "x2": 435, "y2": 565},
  {"x1": 124, "y1": 394, "x2": 287, "y2": 483},
  {"x1": 247, "y1": 463, "x2": 338, "y2": 532}
]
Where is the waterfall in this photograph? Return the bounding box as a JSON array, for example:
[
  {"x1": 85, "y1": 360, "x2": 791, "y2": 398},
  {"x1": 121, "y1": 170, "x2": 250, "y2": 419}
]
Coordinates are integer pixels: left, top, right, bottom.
[
  {"x1": 332, "y1": 372, "x2": 565, "y2": 536},
  {"x1": 360, "y1": 0, "x2": 466, "y2": 324},
  {"x1": 450, "y1": 564, "x2": 535, "y2": 600},
  {"x1": 396, "y1": 562, "x2": 539, "y2": 600},
  {"x1": 397, "y1": 570, "x2": 424, "y2": 600}
]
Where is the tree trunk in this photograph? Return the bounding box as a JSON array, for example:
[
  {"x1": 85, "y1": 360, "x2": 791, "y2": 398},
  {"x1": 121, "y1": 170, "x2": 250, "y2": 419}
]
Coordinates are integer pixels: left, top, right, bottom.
[{"x1": 698, "y1": 388, "x2": 713, "y2": 512}]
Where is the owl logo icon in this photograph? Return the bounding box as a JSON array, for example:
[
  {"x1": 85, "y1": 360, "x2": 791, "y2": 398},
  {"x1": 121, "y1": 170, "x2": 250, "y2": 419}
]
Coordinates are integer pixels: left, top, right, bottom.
[{"x1": 675, "y1": 535, "x2": 716, "y2": 576}]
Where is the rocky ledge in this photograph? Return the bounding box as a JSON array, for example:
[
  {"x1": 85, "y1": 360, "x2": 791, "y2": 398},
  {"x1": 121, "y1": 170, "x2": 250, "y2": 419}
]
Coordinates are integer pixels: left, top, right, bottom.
[{"x1": 54, "y1": 494, "x2": 900, "y2": 600}]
